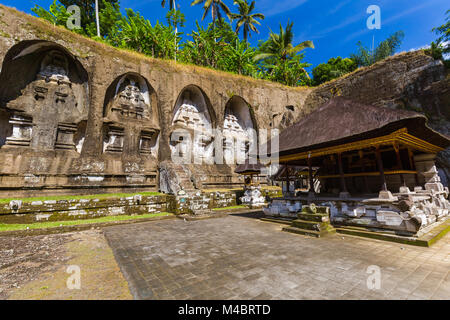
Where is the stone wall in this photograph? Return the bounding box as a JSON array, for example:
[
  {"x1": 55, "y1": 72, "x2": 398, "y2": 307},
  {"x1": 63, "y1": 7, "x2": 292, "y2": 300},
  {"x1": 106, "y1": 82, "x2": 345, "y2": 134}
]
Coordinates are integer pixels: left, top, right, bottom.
[
  {"x1": 0, "y1": 4, "x2": 448, "y2": 198},
  {"x1": 0, "y1": 194, "x2": 169, "y2": 223},
  {"x1": 0, "y1": 5, "x2": 311, "y2": 196}
]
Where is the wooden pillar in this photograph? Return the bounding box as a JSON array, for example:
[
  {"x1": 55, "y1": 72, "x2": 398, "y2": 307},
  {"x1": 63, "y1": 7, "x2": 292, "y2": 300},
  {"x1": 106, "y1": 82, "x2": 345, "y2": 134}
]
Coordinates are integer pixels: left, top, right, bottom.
[
  {"x1": 337, "y1": 152, "x2": 347, "y2": 193},
  {"x1": 359, "y1": 150, "x2": 370, "y2": 193},
  {"x1": 308, "y1": 158, "x2": 314, "y2": 193},
  {"x1": 375, "y1": 146, "x2": 387, "y2": 191},
  {"x1": 285, "y1": 165, "x2": 290, "y2": 195},
  {"x1": 393, "y1": 143, "x2": 406, "y2": 186},
  {"x1": 408, "y1": 147, "x2": 419, "y2": 185}
]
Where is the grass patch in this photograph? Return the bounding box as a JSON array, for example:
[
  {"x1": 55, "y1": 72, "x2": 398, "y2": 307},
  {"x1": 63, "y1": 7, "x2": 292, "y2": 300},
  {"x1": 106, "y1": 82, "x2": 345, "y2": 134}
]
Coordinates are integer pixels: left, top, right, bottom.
[
  {"x1": 0, "y1": 212, "x2": 173, "y2": 232},
  {"x1": 0, "y1": 191, "x2": 164, "y2": 205},
  {"x1": 212, "y1": 205, "x2": 247, "y2": 211}
]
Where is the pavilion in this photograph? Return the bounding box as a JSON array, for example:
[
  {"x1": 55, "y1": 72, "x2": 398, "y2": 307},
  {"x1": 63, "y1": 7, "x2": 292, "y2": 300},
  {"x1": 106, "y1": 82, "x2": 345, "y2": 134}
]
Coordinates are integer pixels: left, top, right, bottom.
[{"x1": 263, "y1": 97, "x2": 450, "y2": 236}]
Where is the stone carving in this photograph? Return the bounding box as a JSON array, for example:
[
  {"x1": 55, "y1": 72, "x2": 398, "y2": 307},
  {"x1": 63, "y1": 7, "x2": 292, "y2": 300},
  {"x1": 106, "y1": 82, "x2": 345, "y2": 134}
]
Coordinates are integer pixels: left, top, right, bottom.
[
  {"x1": 103, "y1": 125, "x2": 124, "y2": 153},
  {"x1": 108, "y1": 77, "x2": 151, "y2": 120},
  {"x1": 139, "y1": 129, "x2": 157, "y2": 155},
  {"x1": 55, "y1": 123, "x2": 77, "y2": 150},
  {"x1": 240, "y1": 185, "x2": 265, "y2": 208},
  {"x1": 223, "y1": 113, "x2": 250, "y2": 165},
  {"x1": 326, "y1": 184, "x2": 449, "y2": 234},
  {"x1": 171, "y1": 92, "x2": 214, "y2": 164},
  {"x1": 5, "y1": 114, "x2": 33, "y2": 146},
  {"x1": 103, "y1": 74, "x2": 159, "y2": 157},
  {"x1": 263, "y1": 199, "x2": 302, "y2": 218},
  {"x1": 4, "y1": 50, "x2": 86, "y2": 151}
]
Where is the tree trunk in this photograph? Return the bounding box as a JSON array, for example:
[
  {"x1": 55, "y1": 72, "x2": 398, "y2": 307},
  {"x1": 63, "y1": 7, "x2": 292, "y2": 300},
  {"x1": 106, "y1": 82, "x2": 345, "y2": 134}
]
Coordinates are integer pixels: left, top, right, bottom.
[{"x1": 244, "y1": 25, "x2": 248, "y2": 44}]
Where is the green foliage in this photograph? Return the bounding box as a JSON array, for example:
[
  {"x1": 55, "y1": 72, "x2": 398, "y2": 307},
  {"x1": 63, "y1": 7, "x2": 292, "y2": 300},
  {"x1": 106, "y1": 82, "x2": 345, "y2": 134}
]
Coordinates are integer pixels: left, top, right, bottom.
[
  {"x1": 230, "y1": 0, "x2": 265, "y2": 43},
  {"x1": 432, "y1": 9, "x2": 449, "y2": 55},
  {"x1": 424, "y1": 41, "x2": 444, "y2": 60},
  {"x1": 181, "y1": 19, "x2": 236, "y2": 68},
  {"x1": 351, "y1": 31, "x2": 404, "y2": 67},
  {"x1": 85, "y1": 0, "x2": 122, "y2": 39},
  {"x1": 312, "y1": 56, "x2": 357, "y2": 86},
  {"x1": 120, "y1": 9, "x2": 177, "y2": 59},
  {"x1": 31, "y1": 1, "x2": 314, "y2": 87},
  {"x1": 58, "y1": 0, "x2": 119, "y2": 34},
  {"x1": 191, "y1": 0, "x2": 232, "y2": 27},
  {"x1": 32, "y1": 0, "x2": 72, "y2": 28},
  {"x1": 254, "y1": 21, "x2": 314, "y2": 86}
]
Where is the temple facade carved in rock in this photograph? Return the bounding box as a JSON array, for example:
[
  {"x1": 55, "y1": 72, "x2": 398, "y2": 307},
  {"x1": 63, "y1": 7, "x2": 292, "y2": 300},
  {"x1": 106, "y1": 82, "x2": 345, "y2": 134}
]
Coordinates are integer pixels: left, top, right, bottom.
[{"x1": 0, "y1": 5, "x2": 448, "y2": 201}]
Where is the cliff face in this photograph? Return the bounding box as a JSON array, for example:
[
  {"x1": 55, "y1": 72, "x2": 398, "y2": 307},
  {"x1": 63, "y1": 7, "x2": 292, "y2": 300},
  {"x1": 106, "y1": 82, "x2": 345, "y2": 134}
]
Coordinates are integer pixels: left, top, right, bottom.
[
  {"x1": 0, "y1": 5, "x2": 310, "y2": 196},
  {"x1": 0, "y1": 4, "x2": 448, "y2": 195},
  {"x1": 306, "y1": 51, "x2": 450, "y2": 186}
]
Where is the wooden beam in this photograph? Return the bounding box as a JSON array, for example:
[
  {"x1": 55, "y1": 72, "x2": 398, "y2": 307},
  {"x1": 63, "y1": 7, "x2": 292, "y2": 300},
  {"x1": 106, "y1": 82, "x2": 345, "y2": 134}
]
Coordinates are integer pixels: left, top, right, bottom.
[
  {"x1": 308, "y1": 158, "x2": 314, "y2": 193},
  {"x1": 375, "y1": 146, "x2": 387, "y2": 191},
  {"x1": 359, "y1": 150, "x2": 370, "y2": 193},
  {"x1": 337, "y1": 152, "x2": 348, "y2": 193}
]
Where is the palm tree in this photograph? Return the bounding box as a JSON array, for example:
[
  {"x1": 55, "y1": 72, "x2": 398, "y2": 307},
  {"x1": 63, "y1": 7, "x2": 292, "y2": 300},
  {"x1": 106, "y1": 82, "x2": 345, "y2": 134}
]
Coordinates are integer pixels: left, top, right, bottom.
[
  {"x1": 254, "y1": 21, "x2": 314, "y2": 62},
  {"x1": 161, "y1": 0, "x2": 180, "y2": 61},
  {"x1": 254, "y1": 21, "x2": 314, "y2": 82},
  {"x1": 161, "y1": 0, "x2": 176, "y2": 10},
  {"x1": 230, "y1": 0, "x2": 264, "y2": 44},
  {"x1": 191, "y1": 0, "x2": 232, "y2": 30}
]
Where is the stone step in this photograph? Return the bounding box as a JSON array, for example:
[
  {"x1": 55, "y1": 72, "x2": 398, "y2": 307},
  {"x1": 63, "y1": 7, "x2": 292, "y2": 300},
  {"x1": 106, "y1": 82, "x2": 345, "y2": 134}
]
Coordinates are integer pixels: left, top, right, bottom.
[
  {"x1": 282, "y1": 226, "x2": 336, "y2": 238},
  {"x1": 291, "y1": 219, "x2": 331, "y2": 232},
  {"x1": 260, "y1": 217, "x2": 293, "y2": 226},
  {"x1": 297, "y1": 212, "x2": 330, "y2": 222},
  {"x1": 335, "y1": 218, "x2": 450, "y2": 247}
]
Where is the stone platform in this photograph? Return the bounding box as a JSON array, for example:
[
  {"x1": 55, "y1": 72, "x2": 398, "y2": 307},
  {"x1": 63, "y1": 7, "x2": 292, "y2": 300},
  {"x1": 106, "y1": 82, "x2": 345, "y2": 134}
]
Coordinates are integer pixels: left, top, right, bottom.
[
  {"x1": 336, "y1": 217, "x2": 450, "y2": 247},
  {"x1": 282, "y1": 205, "x2": 336, "y2": 238},
  {"x1": 103, "y1": 213, "x2": 450, "y2": 300}
]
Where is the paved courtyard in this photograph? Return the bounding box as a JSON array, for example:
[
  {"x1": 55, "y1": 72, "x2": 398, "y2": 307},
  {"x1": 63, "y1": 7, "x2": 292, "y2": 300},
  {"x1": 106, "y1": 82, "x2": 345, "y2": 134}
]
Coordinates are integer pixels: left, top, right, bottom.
[{"x1": 104, "y1": 213, "x2": 450, "y2": 300}]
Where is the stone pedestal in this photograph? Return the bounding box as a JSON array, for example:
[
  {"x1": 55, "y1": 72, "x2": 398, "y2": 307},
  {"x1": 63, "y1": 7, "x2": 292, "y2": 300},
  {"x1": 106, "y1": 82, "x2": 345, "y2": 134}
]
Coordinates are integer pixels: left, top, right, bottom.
[
  {"x1": 240, "y1": 185, "x2": 265, "y2": 208},
  {"x1": 54, "y1": 123, "x2": 77, "y2": 150},
  {"x1": 139, "y1": 129, "x2": 156, "y2": 155},
  {"x1": 104, "y1": 126, "x2": 124, "y2": 153},
  {"x1": 283, "y1": 204, "x2": 336, "y2": 238},
  {"x1": 5, "y1": 114, "x2": 33, "y2": 147}
]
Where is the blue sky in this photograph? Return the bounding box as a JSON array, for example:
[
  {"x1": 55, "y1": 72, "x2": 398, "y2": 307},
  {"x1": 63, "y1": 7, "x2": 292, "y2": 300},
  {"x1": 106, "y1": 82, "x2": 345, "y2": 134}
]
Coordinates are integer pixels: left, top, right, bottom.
[{"x1": 1, "y1": 0, "x2": 448, "y2": 72}]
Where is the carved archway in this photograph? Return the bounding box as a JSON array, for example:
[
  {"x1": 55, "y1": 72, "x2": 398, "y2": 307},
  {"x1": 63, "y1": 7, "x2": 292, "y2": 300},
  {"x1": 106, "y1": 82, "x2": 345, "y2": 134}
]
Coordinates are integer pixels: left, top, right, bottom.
[
  {"x1": 170, "y1": 85, "x2": 216, "y2": 164},
  {"x1": 0, "y1": 40, "x2": 89, "y2": 152},
  {"x1": 102, "y1": 73, "x2": 159, "y2": 157},
  {"x1": 223, "y1": 95, "x2": 258, "y2": 165}
]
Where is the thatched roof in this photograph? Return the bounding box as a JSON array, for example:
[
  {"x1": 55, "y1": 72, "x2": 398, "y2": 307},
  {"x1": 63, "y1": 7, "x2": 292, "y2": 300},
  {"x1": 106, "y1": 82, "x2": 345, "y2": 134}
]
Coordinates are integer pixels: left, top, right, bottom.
[
  {"x1": 271, "y1": 97, "x2": 450, "y2": 157},
  {"x1": 234, "y1": 159, "x2": 264, "y2": 175}
]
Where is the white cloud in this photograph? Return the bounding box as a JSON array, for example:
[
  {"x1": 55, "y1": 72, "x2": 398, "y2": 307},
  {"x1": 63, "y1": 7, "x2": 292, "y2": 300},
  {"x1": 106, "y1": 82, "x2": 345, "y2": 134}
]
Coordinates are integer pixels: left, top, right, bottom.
[
  {"x1": 257, "y1": 0, "x2": 308, "y2": 17},
  {"x1": 409, "y1": 41, "x2": 450, "y2": 59},
  {"x1": 343, "y1": 0, "x2": 439, "y2": 43}
]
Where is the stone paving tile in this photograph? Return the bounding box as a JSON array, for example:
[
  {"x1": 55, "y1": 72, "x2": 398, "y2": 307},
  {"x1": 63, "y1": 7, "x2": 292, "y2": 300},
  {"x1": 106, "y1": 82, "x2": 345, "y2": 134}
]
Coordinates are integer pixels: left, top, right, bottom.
[{"x1": 104, "y1": 214, "x2": 450, "y2": 300}]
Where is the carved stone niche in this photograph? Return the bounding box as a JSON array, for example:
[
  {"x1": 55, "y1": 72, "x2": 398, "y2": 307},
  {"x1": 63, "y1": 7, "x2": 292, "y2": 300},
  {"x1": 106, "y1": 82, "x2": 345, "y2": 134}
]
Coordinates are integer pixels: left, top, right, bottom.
[
  {"x1": 103, "y1": 125, "x2": 125, "y2": 153},
  {"x1": 5, "y1": 114, "x2": 33, "y2": 147},
  {"x1": 55, "y1": 123, "x2": 77, "y2": 150},
  {"x1": 223, "y1": 96, "x2": 256, "y2": 165},
  {"x1": 0, "y1": 42, "x2": 89, "y2": 152},
  {"x1": 223, "y1": 113, "x2": 249, "y2": 165},
  {"x1": 105, "y1": 74, "x2": 152, "y2": 121},
  {"x1": 139, "y1": 129, "x2": 158, "y2": 155},
  {"x1": 170, "y1": 86, "x2": 214, "y2": 164}
]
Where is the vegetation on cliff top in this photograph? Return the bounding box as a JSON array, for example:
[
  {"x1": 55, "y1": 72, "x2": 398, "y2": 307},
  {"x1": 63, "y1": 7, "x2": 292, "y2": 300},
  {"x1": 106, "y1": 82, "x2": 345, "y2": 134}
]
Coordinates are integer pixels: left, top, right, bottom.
[{"x1": 29, "y1": 1, "x2": 448, "y2": 87}]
